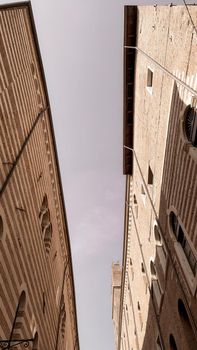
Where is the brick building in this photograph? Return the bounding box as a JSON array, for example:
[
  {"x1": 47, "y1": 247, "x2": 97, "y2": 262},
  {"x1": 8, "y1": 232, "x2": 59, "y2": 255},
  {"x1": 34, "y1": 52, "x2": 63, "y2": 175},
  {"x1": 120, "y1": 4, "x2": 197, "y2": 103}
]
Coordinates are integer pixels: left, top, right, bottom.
[
  {"x1": 112, "y1": 5, "x2": 197, "y2": 350},
  {"x1": 0, "y1": 3, "x2": 79, "y2": 349}
]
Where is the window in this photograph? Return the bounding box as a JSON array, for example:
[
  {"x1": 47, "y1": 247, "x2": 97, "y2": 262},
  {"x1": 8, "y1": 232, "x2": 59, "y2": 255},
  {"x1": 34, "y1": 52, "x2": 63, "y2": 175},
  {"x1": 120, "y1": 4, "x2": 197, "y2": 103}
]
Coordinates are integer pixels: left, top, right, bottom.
[
  {"x1": 141, "y1": 184, "x2": 146, "y2": 204},
  {"x1": 56, "y1": 286, "x2": 60, "y2": 306},
  {"x1": 148, "y1": 166, "x2": 154, "y2": 185},
  {"x1": 12, "y1": 291, "x2": 26, "y2": 340},
  {"x1": 147, "y1": 68, "x2": 153, "y2": 93},
  {"x1": 141, "y1": 185, "x2": 145, "y2": 195},
  {"x1": 39, "y1": 195, "x2": 48, "y2": 214},
  {"x1": 170, "y1": 212, "x2": 197, "y2": 275},
  {"x1": 150, "y1": 260, "x2": 157, "y2": 278},
  {"x1": 60, "y1": 296, "x2": 66, "y2": 340},
  {"x1": 39, "y1": 195, "x2": 52, "y2": 254},
  {"x1": 43, "y1": 223, "x2": 52, "y2": 254},
  {"x1": 156, "y1": 335, "x2": 163, "y2": 350},
  {"x1": 133, "y1": 194, "x2": 138, "y2": 218},
  {"x1": 125, "y1": 305, "x2": 129, "y2": 324},
  {"x1": 128, "y1": 282, "x2": 132, "y2": 305},
  {"x1": 178, "y1": 299, "x2": 197, "y2": 348},
  {"x1": 154, "y1": 225, "x2": 162, "y2": 245},
  {"x1": 41, "y1": 210, "x2": 50, "y2": 229},
  {"x1": 137, "y1": 302, "x2": 143, "y2": 330},
  {"x1": 32, "y1": 332, "x2": 38, "y2": 350},
  {"x1": 184, "y1": 106, "x2": 197, "y2": 147},
  {"x1": 43, "y1": 292, "x2": 46, "y2": 314},
  {"x1": 141, "y1": 262, "x2": 145, "y2": 273},
  {"x1": 0, "y1": 215, "x2": 3, "y2": 238},
  {"x1": 169, "y1": 334, "x2": 177, "y2": 350},
  {"x1": 130, "y1": 258, "x2": 134, "y2": 280},
  {"x1": 150, "y1": 260, "x2": 163, "y2": 311}
]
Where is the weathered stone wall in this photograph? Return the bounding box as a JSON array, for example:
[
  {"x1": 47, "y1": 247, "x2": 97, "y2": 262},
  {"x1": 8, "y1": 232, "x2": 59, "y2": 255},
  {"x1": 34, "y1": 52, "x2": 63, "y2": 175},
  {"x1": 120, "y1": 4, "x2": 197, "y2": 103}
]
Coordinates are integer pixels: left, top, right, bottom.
[
  {"x1": 0, "y1": 4, "x2": 79, "y2": 350},
  {"x1": 118, "y1": 5, "x2": 197, "y2": 350}
]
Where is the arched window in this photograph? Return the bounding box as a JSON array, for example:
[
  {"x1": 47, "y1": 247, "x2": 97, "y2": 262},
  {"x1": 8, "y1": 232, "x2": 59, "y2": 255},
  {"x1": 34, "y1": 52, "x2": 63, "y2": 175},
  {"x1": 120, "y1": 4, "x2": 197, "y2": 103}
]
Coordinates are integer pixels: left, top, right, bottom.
[
  {"x1": 178, "y1": 299, "x2": 197, "y2": 348},
  {"x1": 184, "y1": 106, "x2": 197, "y2": 147},
  {"x1": 39, "y1": 195, "x2": 52, "y2": 254},
  {"x1": 60, "y1": 297, "x2": 66, "y2": 340},
  {"x1": 43, "y1": 223, "x2": 52, "y2": 254},
  {"x1": 169, "y1": 334, "x2": 177, "y2": 350}
]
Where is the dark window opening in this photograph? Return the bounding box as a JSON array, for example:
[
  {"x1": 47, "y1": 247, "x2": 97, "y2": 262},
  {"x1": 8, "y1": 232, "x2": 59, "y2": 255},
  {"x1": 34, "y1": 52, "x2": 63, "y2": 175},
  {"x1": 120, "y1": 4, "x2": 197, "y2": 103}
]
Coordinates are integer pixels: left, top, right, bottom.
[
  {"x1": 141, "y1": 262, "x2": 145, "y2": 273},
  {"x1": 150, "y1": 260, "x2": 157, "y2": 278},
  {"x1": 170, "y1": 211, "x2": 197, "y2": 275},
  {"x1": 39, "y1": 195, "x2": 52, "y2": 254},
  {"x1": 170, "y1": 212, "x2": 179, "y2": 234},
  {"x1": 148, "y1": 166, "x2": 154, "y2": 185},
  {"x1": 184, "y1": 106, "x2": 197, "y2": 147},
  {"x1": 0, "y1": 215, "x2": 3, "y2": 238},
  {"x1": 154, "y1": 225, "x2": 162, "y2": 245},
  {"x1": 147, "y1": 68, "x2": 153, "y2": 88},
  {"x1": 177, "y1": 226, "x2": 184, "y2": 245},
  {"x1": 141, "y1": 185, "x2": 146, "y2": 195},
  {"x1": 43, "y1": 292, "x2": 46, "y2": 314},
  {"x1": 169, "y1": 334, "x2": 177, "y2": 350},
  {"x1": 178, "y1": 299, "x2": 189, "y2": 321},
  {"x1": 178, "y1": 299, "x2": 197, "y2": 348},
  {"x1": 32, "y1": 332, "x2": 38, "y2": 350},
  {"x1": 156, "y1": 336, "x2": 163, "y2": 350}
]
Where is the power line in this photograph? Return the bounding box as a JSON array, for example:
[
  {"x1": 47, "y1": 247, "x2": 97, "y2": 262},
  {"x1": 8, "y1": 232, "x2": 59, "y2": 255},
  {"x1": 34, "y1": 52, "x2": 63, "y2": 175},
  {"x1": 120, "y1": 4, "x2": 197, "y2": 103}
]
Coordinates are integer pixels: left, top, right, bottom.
[{"x1": 183, "y1": 0, "x2": 197, "y2": 36}]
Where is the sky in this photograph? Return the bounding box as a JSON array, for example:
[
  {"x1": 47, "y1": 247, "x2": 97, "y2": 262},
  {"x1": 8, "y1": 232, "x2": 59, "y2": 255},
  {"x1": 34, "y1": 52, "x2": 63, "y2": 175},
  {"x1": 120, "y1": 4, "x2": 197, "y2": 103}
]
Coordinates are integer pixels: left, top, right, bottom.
[{"x1": 0, "y1": 0, "x2": 183, "y2": 349}]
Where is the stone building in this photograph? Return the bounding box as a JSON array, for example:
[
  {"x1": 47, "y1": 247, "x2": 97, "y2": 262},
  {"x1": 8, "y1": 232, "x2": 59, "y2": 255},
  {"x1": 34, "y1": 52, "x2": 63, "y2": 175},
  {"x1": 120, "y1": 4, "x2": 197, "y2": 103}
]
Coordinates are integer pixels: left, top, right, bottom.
[
  {"x1": 112, "y1": 5, "x2": 197, "y2": 350},
  {"x1": 0, "y1": 2, "x2": 79, "y2": 349},
  {"x1": 112, "y1": 262, "x2": 122, "y2": 349}
]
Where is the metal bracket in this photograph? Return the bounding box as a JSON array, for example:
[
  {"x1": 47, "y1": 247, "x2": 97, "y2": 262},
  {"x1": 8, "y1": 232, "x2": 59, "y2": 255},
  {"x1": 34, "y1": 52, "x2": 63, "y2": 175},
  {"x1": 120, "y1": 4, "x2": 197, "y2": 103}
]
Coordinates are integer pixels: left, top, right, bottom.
[{"x1": 0, "y1": 338, "x2": 35, "y2": 349}]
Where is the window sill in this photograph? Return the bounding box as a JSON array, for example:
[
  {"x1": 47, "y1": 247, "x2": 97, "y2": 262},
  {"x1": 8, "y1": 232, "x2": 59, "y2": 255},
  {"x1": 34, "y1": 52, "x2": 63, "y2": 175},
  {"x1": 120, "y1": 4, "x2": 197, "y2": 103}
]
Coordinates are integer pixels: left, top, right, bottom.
[{"x1": 146, "y1": 86, "x2": 153, "y2": 95}]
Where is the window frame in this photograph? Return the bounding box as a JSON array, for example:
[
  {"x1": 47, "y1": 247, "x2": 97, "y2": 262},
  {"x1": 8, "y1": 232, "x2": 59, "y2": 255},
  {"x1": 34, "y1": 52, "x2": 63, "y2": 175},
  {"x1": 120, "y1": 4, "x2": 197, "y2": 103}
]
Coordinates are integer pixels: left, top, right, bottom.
[
  {"x1": 146, "y1": 67, "x2": 154, "y2": 94},
  {"x1": 179, "y1": 98, "x2": 197, "y2": 163},
  {"x1": 184, "y1": 106, "x2": 197, "y2": 147}
]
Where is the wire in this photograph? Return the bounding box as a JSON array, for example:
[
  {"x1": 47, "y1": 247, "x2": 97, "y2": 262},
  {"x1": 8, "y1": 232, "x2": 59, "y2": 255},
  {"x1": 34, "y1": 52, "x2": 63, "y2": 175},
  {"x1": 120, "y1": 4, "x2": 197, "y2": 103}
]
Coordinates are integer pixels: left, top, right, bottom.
[
  {"x1": 183, "y1": 0, "x2": 197, "y2": 36},
  {"x1": 124, "y1": 46, "x2": 197, "y2": 97}
]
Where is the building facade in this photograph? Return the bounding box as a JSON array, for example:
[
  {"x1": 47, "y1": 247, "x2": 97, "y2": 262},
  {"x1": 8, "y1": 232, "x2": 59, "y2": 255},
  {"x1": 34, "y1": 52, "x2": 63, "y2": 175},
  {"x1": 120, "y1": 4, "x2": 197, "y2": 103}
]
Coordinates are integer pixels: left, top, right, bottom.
[
  {"x1": 0, "y1": 3, "x2": 79, "y2": 349},
  {"x1": 113, "y1": 5, "x2": 197, "y2": 350},
  {"x1": 112, "y1": 262, "x2": 122, "y2": 349}
]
